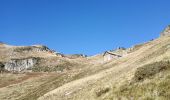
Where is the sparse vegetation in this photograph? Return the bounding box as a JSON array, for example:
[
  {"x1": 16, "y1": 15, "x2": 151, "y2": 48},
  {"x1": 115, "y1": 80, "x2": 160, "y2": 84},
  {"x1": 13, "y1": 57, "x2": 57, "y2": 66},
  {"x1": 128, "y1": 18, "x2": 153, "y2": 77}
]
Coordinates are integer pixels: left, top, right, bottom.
[
  {"x1": 32, "y1": 61, "x2": 76, "y2": 72},
  {"x1": 105, "y1": 61, "x2": 170, "y2": 100},
  {"x1": 133, "y1": 61, "x2": 170, "y2": 82},
  {"x1": 1, "y1": 32, "x2": 170, "y2": 100},
  {"x1": 32, "y1": 65, "x2": 69, "y2": 72},
  {"x1": 13, "y1": 46, "x2": 50, "y2": 52},
  {"x1": 108, "y1": 72, "x2": 170, "y2": 100},
  {"x1": 14, "y1": 47, "x2": 33, "y2": 52},
  {"x1": 0, "y1": 73, "x2": 26, "y2": 88},
  {"x1": 95, "y1": 87, "x2": 110, "y2": 97}
]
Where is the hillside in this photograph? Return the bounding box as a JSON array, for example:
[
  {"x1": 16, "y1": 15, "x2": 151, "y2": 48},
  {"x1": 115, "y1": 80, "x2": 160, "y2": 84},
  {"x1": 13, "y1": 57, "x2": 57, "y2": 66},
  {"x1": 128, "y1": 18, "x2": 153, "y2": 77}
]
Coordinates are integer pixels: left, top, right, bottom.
[
  {"x1": 0, "y1": 26, "x2": 170, "y2": 100},
  {"x1": 38, "y1": 35, "x2": 170, "y2": 100}
]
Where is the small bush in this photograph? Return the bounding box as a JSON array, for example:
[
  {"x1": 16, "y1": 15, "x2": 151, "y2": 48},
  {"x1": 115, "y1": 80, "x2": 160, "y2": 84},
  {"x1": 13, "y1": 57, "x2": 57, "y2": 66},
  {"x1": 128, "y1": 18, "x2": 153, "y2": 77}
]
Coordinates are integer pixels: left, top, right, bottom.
[
  {"x1": 107, "y1": 61, "x2": 170, "y2": 100},
  {"x1": 133, "y1": 61, "x2": 170, "y2": 82},
  {"x1": 95, "y1": 87, "x2": 110, "y2": 97}
]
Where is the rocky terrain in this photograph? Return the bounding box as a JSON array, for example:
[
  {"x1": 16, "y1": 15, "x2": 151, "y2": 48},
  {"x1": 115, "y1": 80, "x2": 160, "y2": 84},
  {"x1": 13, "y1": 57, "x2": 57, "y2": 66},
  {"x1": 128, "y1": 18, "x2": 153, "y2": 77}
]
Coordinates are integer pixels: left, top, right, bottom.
[
  {"x1": 0, "y1": 25, "x2": 170, "y2": 100},
  {"x1": 161, "y1": 25, "x2": 170, "y2": 36}
]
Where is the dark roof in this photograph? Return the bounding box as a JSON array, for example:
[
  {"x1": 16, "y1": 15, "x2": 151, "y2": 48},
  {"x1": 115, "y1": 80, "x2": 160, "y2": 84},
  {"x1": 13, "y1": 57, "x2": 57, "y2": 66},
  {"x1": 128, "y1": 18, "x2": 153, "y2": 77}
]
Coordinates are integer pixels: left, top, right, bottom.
[{"x1": 103, "y1": 51, "x2": 122, "y2": 57}]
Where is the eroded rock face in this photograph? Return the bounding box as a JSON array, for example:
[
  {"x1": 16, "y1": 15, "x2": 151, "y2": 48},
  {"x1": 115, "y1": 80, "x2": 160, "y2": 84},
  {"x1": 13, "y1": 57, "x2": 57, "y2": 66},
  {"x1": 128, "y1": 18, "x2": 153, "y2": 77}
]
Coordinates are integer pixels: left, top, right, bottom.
[
  {"x1": 161, "y1": 25, "x2": 170, "y2": 36},
  {"x1": 5, "y1": 58, "x2": 38, "y2": 72}
]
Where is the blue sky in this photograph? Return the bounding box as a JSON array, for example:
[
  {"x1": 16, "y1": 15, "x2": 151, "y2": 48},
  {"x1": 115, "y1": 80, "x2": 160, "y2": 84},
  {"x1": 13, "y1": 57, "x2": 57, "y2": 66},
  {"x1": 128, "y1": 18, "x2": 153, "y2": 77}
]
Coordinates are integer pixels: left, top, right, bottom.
[{"x1": 0, "y1": 0, "x2": 170, "y2": 55}]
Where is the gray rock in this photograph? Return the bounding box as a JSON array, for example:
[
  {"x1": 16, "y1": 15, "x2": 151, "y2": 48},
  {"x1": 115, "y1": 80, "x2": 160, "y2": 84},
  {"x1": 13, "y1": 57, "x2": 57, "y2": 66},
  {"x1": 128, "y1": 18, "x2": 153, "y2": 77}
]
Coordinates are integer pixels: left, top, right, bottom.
[{"x1": 5, "y1": 57, "x2": 38, "y2": 72}]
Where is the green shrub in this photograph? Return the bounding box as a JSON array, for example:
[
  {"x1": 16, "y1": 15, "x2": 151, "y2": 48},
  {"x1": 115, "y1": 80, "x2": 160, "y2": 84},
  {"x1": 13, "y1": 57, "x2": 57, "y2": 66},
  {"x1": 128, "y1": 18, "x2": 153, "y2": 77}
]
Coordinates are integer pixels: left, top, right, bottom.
[
  {"x1": 133, "y1": 61, "x2": 170, "y2": 82},
  {"x1": 108, "y1": 61, "x2": 170, "y2": 100}
]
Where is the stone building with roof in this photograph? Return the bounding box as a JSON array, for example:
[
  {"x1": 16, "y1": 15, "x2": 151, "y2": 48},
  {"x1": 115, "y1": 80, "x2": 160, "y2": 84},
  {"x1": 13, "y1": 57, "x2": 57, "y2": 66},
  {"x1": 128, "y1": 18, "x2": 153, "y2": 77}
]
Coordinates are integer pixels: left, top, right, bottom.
[{"x1": 103, "y1": 51, "x2": 122, "y2": 62}]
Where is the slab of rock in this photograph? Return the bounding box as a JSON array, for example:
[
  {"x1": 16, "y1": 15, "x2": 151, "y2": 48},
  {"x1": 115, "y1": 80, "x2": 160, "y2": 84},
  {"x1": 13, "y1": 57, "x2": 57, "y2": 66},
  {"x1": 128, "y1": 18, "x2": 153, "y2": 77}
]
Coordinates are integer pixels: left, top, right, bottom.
[{"x1": 5, "y1": 57, "x2": 39, "y2": 72}]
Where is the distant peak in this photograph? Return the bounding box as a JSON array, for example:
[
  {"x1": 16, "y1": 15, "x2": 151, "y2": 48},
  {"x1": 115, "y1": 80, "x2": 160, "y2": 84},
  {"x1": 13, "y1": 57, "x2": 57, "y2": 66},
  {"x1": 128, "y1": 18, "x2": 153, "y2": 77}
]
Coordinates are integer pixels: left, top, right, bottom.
[{"x1": 161, "y1": 25, "x2": 170, "y2": 36}]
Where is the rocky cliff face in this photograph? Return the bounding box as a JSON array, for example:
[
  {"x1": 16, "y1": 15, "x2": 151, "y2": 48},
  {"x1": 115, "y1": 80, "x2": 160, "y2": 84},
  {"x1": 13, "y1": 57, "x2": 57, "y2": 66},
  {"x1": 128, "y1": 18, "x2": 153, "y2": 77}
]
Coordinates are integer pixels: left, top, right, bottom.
[
  {"x1": 161, "y1": 25, "x2": 170, "y2": 36},
  {"x1": 4, "y1": 57, "x2": 39, "y2": 72}
]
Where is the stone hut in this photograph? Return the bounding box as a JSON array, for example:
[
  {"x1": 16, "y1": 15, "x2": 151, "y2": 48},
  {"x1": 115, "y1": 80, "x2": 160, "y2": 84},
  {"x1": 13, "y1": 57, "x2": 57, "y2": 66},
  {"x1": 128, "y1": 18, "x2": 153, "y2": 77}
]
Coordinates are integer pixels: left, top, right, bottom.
[{"x1": 103, "y1": 51, "x2": 122, "y2": 62}]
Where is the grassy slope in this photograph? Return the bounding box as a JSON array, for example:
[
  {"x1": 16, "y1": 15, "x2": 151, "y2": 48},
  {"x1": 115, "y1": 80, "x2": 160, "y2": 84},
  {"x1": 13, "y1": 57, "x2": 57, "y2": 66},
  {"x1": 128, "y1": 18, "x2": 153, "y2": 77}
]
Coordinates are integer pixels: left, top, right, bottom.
[
  {"x1": 106, "y1": 61, "x2": 170, "y2": 100},
  {"x1": 38, "y1": 36, "x2": 170, "y2": 100},
  {"x1": 0, "y1": 36, "x2": 170, "y2": 100}
]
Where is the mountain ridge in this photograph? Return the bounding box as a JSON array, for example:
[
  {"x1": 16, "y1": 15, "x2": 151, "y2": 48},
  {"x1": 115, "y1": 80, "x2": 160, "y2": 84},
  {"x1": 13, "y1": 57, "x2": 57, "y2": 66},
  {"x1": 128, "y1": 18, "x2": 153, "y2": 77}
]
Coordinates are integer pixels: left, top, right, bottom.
[{"x1": 0, "y1": 26, "x2": 170, "y2": 100}]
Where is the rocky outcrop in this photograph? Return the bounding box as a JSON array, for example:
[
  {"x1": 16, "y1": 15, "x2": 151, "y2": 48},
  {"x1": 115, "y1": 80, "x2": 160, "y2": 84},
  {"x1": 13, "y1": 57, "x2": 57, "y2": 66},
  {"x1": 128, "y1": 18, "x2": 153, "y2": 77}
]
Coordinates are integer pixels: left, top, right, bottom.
[
  {"x1": 0, "y1": 62, "x2": 5, "y2": 72},
  {"x1": 161, "y1": 25, "x2": 170, "y2": 36},
  {"x1": 65, "y1": 54, "x2": 87, "y2": 59},
  {"x1": 4, "y1": 57, "x2": 39, "y2": 72},
  {"x1": 13, "y1": 45, "x2": 53, "y2": 53}
]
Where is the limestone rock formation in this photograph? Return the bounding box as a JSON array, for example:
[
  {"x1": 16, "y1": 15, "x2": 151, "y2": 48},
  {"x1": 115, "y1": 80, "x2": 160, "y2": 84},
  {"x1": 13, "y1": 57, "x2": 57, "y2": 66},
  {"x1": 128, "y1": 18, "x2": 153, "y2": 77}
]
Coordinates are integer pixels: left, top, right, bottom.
[
  {"x1": 4, "y1": 57, "x2": 39, "y2": 72},
  {"x1": 161, "y1": 25, "x2": 170, "y2": 36}
]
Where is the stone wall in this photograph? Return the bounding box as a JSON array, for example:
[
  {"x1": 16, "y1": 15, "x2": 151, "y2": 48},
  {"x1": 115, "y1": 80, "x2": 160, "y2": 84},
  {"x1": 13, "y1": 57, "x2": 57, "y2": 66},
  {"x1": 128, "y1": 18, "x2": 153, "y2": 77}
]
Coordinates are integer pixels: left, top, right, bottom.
[{"x1": 5, "y1": 57, "x2": 38, "y2": 72}]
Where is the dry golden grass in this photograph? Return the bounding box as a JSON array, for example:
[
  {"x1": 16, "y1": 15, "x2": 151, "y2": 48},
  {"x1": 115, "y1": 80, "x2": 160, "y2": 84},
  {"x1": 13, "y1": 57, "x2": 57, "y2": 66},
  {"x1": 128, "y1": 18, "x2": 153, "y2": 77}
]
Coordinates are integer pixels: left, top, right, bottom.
[
  {"x1": 106, "y1": 67, "x2": 170, "y2": 100},
  {"x1": 0, "y1": 73, "x2": 26, "y2": 88},
  {"x1": 1, "y1": 36, "x2": 170, "y2": 100},
  {"x1": 38, "y1": 36, "x2": 170, "y2": 100}
]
